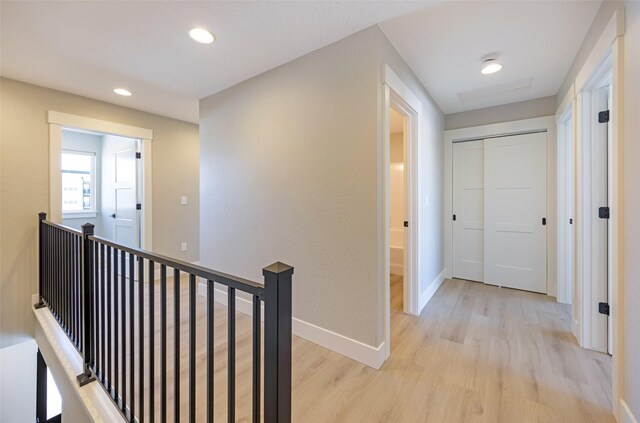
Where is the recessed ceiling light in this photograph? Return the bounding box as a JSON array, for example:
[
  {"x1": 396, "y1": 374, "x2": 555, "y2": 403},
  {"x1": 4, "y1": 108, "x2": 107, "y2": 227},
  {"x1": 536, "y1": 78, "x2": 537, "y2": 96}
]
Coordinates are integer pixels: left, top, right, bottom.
[
  {"x1": 481, "y1": 58, "x2": 502, "y2": 75},
  {"x1": 113, "y1": 88, "x2": 132, "y2": 96},
  {"x1": 189, "y1": 27, "x2": 215, "y2": 44}
]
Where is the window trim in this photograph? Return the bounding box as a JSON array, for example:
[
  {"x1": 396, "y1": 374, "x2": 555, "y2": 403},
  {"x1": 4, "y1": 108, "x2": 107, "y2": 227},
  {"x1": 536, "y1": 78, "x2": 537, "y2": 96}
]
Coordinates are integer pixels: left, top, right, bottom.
[{"x1": 61, "y1": 149, "x2": 97, "y2": 217}]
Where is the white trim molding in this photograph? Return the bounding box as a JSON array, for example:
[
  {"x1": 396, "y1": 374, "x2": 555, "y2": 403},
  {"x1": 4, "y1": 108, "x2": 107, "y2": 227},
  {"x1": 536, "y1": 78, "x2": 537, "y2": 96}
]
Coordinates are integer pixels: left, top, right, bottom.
[
  {"x1": 198, "y1": 283, "x2": 386, "y2": 369},
  {"x1": 34, "y1": 308, "x2": 126, "y2": 422},
  {"x1": 419, "y1": 269, "x2": 445, "y2": 313},
  {"x1": 381, "y1": 64, "x2": 422, "y2": 363},
  {"x1": 621, "y1": 401, "x2": 638, "y2": 423},
  {"x1": 47, "y1": 111, "x2": 153, "y2": 251}
]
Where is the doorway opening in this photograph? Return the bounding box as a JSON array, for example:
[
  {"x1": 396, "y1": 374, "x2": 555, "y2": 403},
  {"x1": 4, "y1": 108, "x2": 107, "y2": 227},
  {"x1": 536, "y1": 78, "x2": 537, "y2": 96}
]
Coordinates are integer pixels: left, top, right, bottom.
[
  {"x1": 47, "y1": 111, "x2": 153, "y2": 251},
  {"x1": 389, "y1": 107, "x2": 406, "y2": 319},
  {"x1": 382, "y1": 65, "x2": 421, "y2": 362},
  {"x1": 61, "y1": 128, "x2": 141, "y2": 249},
  {"x1": 577, "y1": 58, "x2": 613, "y2": 355}
]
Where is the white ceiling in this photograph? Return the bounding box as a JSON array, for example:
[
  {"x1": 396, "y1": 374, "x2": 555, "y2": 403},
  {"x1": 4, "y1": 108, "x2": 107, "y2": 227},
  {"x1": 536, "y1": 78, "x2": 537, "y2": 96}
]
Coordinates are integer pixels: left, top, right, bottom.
[
  {"x1": 380, "y1": 1, "x2": 601, "y2": 114},
  {"x1": 0, "y1": 1, "x2": 431, "y2": 123},
  {"x1": 1, "y1": 1, "x2": 602, "y2": 122}
]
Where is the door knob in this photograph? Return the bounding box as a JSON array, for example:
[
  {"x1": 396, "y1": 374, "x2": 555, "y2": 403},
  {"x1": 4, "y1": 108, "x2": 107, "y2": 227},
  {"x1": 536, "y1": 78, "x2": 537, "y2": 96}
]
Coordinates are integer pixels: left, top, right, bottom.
[{"x1": 110, "y1": 213, "x2": 116, "y2": 218}]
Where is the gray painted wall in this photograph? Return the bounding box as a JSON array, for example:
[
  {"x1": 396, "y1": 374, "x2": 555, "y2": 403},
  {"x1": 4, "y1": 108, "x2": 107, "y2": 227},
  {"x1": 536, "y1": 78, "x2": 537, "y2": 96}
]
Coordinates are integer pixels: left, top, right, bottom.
[
  {"x1": 557, "y1": 1, "x2": 625, "y2": 104},
  {"x1": 199, "y1": 26, "x2": 444, "y2": 347},
  {"x1": 0, "y1": 78, "x2": 200, "y2": 349},
  {"x1": 444, "y1": 96, "x2": 557, "y2": 130}
]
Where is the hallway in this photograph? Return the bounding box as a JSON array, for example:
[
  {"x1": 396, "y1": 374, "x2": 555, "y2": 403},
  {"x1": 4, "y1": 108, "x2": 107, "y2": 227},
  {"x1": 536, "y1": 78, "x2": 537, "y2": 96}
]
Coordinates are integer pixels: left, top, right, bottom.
[{"x1": 292, "y1": 278, "x2": 613, "y2": 422}]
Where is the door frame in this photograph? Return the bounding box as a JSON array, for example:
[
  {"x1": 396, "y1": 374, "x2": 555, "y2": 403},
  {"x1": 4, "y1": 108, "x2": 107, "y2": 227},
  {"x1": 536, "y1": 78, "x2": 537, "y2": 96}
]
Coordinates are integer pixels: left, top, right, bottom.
[
  {"x1": 47, "y1": 111, "x2": 153, "y2": 250},
  {"x1": 556, "y1": 87, "x2": 577, "y2": 307},
  {"x1": 444, "y1": 116, "x2": 557, "y2": 294},
  {"x1": 382, "y1": 64, "x2": 421, "y2": 360},
  {"x1": 569, "y1": 8, "x2": 624, "y2": 418}
]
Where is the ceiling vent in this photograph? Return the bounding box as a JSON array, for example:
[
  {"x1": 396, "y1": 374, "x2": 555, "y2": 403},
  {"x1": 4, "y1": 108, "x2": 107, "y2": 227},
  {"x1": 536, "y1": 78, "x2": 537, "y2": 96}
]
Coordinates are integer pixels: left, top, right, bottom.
[{"x1": 457, "y1": 77, "x2": 534, "y2": 103}]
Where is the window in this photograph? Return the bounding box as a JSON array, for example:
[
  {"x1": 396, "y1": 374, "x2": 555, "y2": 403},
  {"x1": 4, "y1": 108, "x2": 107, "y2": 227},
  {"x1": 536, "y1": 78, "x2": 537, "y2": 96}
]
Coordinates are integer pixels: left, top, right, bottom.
[{"x1": 61, "y1": 150, "x2": 96, "y2": 214}]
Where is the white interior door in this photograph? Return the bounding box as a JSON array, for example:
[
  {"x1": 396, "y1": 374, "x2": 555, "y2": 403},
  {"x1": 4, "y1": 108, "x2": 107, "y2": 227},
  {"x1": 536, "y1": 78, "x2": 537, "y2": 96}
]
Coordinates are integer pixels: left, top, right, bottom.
[
  {"x1": 112, "y1": 147, "x2": 138, "y2": 248},
  {"x1": 452, "y1": 140, "x2": 484, "y2": 282},
  {"x1": 484, "y1": 132, "x2": 547, "y2": 293}
]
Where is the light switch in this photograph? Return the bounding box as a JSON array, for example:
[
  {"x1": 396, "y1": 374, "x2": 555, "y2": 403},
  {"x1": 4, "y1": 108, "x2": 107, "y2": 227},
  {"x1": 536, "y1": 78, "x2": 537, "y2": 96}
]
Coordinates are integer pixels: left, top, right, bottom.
[
  {"x1": 181, "y1": 196, "x2": 187, "y2": 205},
  {"x1": 181, "y1": 242, "x2": 187, "y2": 252}
]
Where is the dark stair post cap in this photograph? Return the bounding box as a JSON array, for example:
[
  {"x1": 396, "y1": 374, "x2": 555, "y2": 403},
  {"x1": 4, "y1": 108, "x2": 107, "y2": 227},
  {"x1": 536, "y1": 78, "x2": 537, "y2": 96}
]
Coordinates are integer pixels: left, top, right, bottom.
[{"x1": 262, "y1": 262, "x2": 294, "y2": 276}]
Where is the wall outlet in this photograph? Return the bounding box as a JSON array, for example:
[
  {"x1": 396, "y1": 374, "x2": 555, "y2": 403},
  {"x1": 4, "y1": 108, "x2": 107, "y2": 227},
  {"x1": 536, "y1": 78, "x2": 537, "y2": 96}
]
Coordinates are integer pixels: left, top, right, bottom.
[
  {"x1": 181, "y1": 196, "x2": 187, "y2": 205},
  {"x1": 181, "y1": 242, "x2": 187, "y2": 252}
]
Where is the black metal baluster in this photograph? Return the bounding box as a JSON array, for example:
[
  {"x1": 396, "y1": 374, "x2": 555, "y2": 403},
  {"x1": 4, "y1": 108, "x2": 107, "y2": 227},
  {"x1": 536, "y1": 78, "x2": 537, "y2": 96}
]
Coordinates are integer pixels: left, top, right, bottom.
[
  {"x1": 149, "y1": 260, "x2": 155, "y2": 423},
  {"x1": 106, "y1": 246, "x2": 112, "y2": 389},
  {"x1": 173, "y1": 268, "x2": 180, "y2": 422},
  {"x1": 138, "y1": 255, "x2": 145, "y2": 423},
  {"x1": 160, "y1": 265, "x2": 167, "y2": 423},
  {"x1": 207, "y1": 280, "x2": 214, "y2": 423},
  {"x1": 92, "y1": 240, "x2": 99, "y2": 371},
  {"x1": 189, "y1": 274, "x2": 196, "y2": 423},
  {"x1": 114, "y1": 248, "x2": 119, "y2": 402},
  {"x1": 228, "y1": 286, "x2": 236, "y2": 423},
  {"x1": 100, "y1": 243, "x2": 106, "y2": 383},
  {"x1": 77, "y1": 224, "x2": 95, "y2": 386},
  {"x1": 252, "y1": 295, "x2": 261, "y2": 423},
  {"x1": 120, "y1": 249, "x2": 127, "y2": 412},
  {"x1": 64, "y1": 231, "x2": 68, "y2": 332},
  {"x1": 129, "y1": 252, "x2": 135, "y2": 421}
]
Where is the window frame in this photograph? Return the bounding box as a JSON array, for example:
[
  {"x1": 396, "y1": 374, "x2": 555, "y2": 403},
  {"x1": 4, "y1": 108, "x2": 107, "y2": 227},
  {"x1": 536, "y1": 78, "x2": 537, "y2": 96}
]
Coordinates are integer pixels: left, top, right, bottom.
[{"x1": 61, "y1": 149, "x2": 97, "y2": 217}]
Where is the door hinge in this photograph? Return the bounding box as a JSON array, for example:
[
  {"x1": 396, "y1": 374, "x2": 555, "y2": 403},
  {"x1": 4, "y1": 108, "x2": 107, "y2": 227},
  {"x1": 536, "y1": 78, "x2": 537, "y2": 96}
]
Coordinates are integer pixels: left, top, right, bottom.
[
  {"x1": 135, "y1": 152, "x2": 142, "y2": 159},
  {"x1": 599, "y1": 206, "x2": 610, "y2": 219},
  {"x1": 136, "y1": 203, "x2": 142, "y2": 210},
  {"x1": 453, "y1": 214, "x2": 457, "y2": 221},
  {"x1": 598, "y1": 302, "x2": 610, "y2": 316},
  {"x1": 598, "y1": 110, "x2": 610, "y2": 123}
]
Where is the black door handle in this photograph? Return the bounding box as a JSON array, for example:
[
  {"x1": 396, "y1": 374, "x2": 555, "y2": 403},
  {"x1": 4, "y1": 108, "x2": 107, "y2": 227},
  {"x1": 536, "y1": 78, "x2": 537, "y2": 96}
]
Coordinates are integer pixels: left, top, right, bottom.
[
  {"x1": 403, "y1": 221, "x2": 408, "y2": 228},
  {"x1": 110, "y1": 213, "x2": 116, "y2": 218},
  {"x1": 453, "y1": 214, "x2": 456, "y2": 221},
  {"x1": 542, "y1": 217, "x2": 547, "y2": 225}
]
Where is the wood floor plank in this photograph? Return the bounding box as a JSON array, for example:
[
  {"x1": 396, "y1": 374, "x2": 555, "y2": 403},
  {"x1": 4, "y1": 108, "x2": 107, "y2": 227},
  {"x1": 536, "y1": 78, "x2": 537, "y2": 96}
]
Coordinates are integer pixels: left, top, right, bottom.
[{"x1": 98, "y1": 273, "x2": 613, "y2": 422}]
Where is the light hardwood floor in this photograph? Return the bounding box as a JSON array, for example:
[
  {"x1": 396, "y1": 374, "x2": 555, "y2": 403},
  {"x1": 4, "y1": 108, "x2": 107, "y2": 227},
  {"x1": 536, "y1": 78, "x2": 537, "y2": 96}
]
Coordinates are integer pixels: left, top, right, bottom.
[{"x1": 104, "y1": 274, "x2": 614, "y2": 422}]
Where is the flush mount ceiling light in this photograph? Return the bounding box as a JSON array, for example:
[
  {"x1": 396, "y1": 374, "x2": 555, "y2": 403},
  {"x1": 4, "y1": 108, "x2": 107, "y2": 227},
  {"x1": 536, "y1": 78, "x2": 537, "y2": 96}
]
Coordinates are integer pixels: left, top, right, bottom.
[
  {"x1": 113, "y1": 88, "x2": 132, "y2": 96},
  {"x1": 189, "y1": 27, "x2": 215, "y2": 44},
  {"x1": 481, "y1": 57, "x2": 503, "y2": 75}
]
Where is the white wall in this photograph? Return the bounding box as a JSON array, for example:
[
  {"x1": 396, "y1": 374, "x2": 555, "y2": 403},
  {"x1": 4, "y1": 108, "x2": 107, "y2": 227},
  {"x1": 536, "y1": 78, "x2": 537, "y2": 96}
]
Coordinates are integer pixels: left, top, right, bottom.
[
  {"x1": 0, "y1": 340, "x2": 36, "y2": 422},
  {"x1": 61, "y1": 130, "x2": 103, "y2": 233}
]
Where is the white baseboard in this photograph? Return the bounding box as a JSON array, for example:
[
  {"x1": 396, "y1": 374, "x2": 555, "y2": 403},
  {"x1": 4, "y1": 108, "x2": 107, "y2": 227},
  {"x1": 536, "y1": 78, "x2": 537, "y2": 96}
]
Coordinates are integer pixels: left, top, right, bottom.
[
  {"x1": 198, "y1": 282, "x2": 386, "y2": 369},
  {"x1": 390, "y1": 263, "x2": 403, "y2": 276},
  {"x1": 621, "y1": 400, "x2": 638, "y2": 423},
  {"x1": 418, "y1": 269, "x2": 446, "y2": 314}
]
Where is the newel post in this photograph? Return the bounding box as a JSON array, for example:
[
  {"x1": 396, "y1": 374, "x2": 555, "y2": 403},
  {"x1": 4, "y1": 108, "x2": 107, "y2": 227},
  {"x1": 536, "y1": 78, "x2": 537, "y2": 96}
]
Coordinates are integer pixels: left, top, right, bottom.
[
  {"x1": 77, "y1": 223, "x2": 96, "y2": 386},
  {"x1": 34, "y1": 212, "x2": 47, "y2": 309},
  {"x1": 263, "y1": 262, "x2": 294, "y2": 423}
]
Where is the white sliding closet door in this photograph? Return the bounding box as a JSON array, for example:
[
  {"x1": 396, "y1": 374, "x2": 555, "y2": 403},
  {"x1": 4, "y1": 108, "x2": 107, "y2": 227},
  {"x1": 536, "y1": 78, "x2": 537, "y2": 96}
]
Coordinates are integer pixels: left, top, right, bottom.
[
  {"x1": 452, "y1": 140, "x2": 484, "y2": 282},
  {"x1": 484, "y1": 133, "x2": 547, "y2": 293}
]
